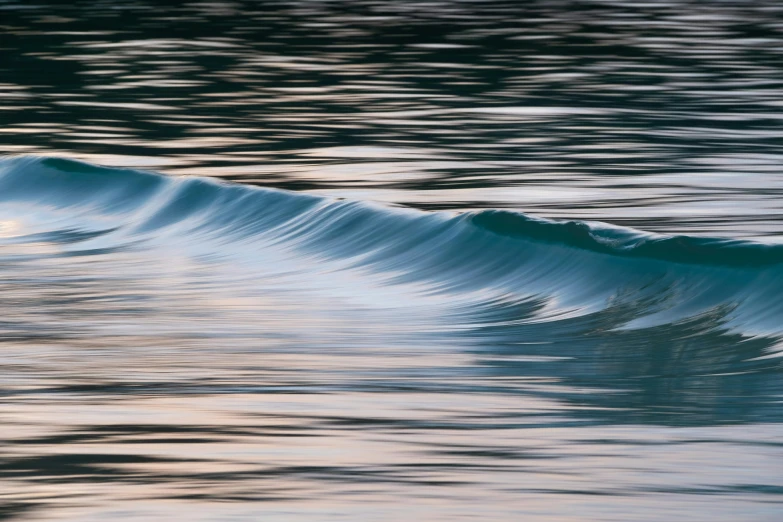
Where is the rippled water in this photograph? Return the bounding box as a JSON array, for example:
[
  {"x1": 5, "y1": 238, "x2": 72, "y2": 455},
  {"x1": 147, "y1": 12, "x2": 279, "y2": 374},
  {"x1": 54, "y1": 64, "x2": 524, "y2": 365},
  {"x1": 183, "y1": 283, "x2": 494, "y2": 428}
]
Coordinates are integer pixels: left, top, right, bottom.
[{"x1": 2, "y1": 1, "x2": 783, "y2": 521}]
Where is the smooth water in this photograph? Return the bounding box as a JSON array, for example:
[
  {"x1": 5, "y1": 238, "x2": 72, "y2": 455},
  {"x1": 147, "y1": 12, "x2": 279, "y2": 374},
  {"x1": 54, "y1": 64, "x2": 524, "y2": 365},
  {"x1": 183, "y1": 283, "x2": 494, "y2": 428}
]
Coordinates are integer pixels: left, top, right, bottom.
[{"x1": 1, "y1": 2, "x2": 783, "y2": 521}]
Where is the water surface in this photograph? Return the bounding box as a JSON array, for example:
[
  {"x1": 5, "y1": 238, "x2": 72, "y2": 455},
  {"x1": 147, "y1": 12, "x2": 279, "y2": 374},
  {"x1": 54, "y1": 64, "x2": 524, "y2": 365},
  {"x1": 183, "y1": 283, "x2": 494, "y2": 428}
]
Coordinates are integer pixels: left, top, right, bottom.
[{"x1": 1, "y1": 1, "x2": 783, "y2": 521}]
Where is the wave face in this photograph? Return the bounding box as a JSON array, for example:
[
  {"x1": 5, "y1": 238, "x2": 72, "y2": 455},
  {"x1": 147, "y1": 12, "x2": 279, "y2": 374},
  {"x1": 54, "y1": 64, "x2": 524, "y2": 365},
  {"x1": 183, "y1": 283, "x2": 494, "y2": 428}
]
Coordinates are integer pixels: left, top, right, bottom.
[
  {"x1": 3, "y1": 156, "x2": 782, "y2": 328},
  {"x1": 2, "y1": 156, "x2": 783, "y2": 520}
]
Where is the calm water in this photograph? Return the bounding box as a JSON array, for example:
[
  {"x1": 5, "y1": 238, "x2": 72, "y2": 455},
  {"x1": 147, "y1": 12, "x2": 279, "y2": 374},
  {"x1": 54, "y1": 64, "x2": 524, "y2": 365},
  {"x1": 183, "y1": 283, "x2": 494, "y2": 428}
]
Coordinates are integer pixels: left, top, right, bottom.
[{"x1": 1, "y1": 1, "x2": 783, "y2": 521}]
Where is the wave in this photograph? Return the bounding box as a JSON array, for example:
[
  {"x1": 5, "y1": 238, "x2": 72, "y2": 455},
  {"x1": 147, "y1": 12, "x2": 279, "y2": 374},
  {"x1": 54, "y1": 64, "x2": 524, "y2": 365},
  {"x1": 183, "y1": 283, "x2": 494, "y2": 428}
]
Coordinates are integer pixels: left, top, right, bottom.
[
  {"x1": 2, "y1": 154, "x2": 783, "y2": 424},
  {"x1": 1, "y1": 155, "x2": 782, "y2": 341}
]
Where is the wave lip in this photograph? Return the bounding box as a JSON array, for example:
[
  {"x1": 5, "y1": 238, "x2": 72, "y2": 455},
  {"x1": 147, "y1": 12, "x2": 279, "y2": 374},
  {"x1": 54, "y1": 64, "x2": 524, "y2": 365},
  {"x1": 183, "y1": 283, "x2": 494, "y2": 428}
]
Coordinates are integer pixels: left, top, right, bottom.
[{"x1": 469, "y1": 210, "x2": 783, "y2": 267}]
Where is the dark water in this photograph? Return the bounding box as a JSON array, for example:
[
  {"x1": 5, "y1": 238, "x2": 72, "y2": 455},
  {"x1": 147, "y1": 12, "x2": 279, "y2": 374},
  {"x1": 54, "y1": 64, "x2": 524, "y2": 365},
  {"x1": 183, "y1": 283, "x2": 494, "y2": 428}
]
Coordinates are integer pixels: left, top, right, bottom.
[{"x1": 2, "y1": 2, "x2": 783, "y2": 521}]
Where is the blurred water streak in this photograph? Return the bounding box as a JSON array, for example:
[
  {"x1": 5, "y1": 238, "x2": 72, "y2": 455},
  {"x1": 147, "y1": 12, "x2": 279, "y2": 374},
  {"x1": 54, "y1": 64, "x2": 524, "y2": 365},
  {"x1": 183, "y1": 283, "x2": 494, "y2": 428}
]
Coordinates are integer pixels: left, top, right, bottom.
[{"x1": 2, "y1": 0, "x2": 783, "y2": 236}]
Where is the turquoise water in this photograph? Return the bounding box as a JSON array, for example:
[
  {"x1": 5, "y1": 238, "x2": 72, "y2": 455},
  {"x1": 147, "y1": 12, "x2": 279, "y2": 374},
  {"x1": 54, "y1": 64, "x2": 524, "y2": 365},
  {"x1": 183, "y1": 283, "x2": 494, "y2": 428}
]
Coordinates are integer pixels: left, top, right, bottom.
[{"x1": 2, "y1": 2, "x2": 783, "y2": 521}]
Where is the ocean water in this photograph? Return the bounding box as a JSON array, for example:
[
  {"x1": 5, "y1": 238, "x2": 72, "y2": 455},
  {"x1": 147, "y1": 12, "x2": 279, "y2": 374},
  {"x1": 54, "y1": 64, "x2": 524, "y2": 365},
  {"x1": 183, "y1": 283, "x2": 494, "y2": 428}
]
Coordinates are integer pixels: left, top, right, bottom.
[{"x1": 1, "y1": 1, "x2": 783, "y2": 521}]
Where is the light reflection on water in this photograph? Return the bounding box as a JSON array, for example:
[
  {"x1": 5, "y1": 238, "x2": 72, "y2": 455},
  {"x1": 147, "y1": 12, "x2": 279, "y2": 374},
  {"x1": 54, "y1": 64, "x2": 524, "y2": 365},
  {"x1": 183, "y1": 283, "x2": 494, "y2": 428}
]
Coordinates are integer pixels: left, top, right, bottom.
[{"x1": 2, "y1": 1, "x2": 783, "y2": 521}]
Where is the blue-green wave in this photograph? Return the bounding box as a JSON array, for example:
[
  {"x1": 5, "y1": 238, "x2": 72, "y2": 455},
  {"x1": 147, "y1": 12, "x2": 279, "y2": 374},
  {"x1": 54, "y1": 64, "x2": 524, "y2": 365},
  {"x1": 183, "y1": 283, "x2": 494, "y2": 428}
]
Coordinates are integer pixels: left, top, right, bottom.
[
  {"x1": 1, "y1": 155, "x2": 782, "y2": 340},
  {"x1": 2, "y1": 155, "x2": 783, "y2": 424}
]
